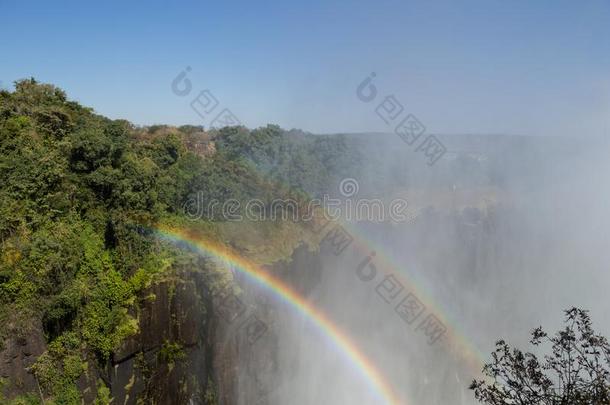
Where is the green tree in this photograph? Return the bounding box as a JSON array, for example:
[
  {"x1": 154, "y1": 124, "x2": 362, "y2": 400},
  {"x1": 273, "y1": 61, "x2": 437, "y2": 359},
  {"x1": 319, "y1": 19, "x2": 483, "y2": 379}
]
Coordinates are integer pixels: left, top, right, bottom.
[{"x1": 470, "y1": 308, "x2": 610, "y2": 404}]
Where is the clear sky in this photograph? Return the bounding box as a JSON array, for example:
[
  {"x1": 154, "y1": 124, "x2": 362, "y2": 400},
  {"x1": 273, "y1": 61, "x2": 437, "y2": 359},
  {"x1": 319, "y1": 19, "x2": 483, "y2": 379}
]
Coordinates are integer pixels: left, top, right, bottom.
[{"x1": 1, "y1": 0, "x2": 609, "y2": 136}]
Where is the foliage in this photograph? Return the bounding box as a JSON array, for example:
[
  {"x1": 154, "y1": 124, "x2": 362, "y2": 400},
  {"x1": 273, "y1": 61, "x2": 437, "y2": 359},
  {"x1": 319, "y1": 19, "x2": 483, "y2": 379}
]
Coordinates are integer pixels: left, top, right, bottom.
[
  {"x1": 0, "y1": 79, "x2": 206, "y2": 402},
  {"x1": 204, "y1": 377, "x2": 217, "y2": 405},
  {"x1": 157, "y1": 340, "x2": 186, "y2": 370},
  {"x1": 30, "y1": 332, "x2": 85, "y2": 404},
  {"x1": 212, "y1": 125, "x2": 364, "y2": 196},
  {"x1": 0, "y1": 78, "x2": 369, "y2": 402},
  {"x1": 470, "y1": 308, "x2": 610, "y2": 404},
  {"x1": 93, "y1": 380, "x2": 111, "y2": 405}
]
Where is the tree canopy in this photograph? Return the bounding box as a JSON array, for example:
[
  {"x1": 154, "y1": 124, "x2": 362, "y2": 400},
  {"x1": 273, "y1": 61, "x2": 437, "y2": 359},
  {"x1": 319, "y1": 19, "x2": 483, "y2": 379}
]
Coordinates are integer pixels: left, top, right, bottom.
[{"x1": 471, "y1": 308, "x2": 610, "y2": 405}]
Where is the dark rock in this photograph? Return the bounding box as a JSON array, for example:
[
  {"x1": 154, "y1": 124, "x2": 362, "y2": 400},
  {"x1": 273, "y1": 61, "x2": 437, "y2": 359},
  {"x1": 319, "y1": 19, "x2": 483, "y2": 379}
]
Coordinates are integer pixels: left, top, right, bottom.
[{"x1": 0, "y1": 321, "x2": 46, "y2": 399}]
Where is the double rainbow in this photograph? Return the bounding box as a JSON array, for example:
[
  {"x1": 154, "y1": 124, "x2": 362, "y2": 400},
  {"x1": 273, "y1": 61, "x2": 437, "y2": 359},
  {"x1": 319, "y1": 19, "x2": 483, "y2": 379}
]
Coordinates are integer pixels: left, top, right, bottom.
[
  {"x1": 156, "y1": 225, "x2": 404, "y2": 405},
  {"x1": 340, "y1": 222, "x2": 487, "y2": 371}
]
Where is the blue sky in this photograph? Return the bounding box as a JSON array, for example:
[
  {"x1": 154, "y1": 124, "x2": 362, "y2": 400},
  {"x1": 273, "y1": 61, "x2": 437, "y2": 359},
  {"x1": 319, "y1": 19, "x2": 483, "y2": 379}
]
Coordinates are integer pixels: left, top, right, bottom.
[{"x1": 1, "y1": 0, "x2": 609, "y2": 136}]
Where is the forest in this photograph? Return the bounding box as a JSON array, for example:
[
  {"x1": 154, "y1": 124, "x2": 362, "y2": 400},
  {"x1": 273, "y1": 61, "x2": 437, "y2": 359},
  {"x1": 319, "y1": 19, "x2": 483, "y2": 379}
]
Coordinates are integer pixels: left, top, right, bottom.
[
  {"x1": 0, "y1": 79, "x2": 364, "y2": 404},
  {"x1": 2, "y1": 80, "x2": 610, "y2": 405}
]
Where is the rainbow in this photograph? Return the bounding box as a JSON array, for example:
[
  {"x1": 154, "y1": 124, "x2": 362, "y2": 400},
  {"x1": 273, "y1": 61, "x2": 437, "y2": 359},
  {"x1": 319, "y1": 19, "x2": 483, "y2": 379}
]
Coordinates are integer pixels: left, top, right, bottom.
[
  {"x1": 155, "y1": 225, "x2": 404, "y2": 405},
  {"x1": 340, "y1": 222, "x2": 487, "y2": 371},
  {"x1": 184, "y1": 137, "x2": 489, "y2": 376}
]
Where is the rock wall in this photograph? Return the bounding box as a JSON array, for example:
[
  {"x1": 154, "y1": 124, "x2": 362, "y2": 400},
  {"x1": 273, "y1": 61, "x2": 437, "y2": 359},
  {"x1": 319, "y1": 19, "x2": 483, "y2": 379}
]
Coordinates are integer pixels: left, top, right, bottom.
[
  {"x1": 109, "y1": 270, "x2": 214, "y2": 405},
  {"x1": 0, "y1": 322, "x2": 46, "y2": 399},
  {"x1": 0, "y1": 245, "x2": 323, "y2": 404}
]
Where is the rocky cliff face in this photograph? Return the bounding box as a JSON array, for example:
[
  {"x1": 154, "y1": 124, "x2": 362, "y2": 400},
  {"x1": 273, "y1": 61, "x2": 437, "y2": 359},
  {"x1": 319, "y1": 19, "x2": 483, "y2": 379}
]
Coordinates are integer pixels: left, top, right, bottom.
[
  {"x1": 209, "y1": 244, "x2": 323, "y2": 405},
  {"x1": 109, "y1": 271, "x2": 213, "y2": 404},
  {"x1": 0, "y1": 269, "x2": 217, "y2": 404},
  {"x1": 0, "y1": 323, "x2": 46, "y2": 399},
  {"x1": 0, "y1": 245, "x2": 322, "y2": 405}
]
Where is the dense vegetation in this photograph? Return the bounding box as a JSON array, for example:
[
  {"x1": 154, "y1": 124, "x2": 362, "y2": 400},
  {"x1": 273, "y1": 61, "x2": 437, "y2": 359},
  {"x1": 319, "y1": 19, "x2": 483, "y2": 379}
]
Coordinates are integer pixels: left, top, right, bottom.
[
  {"x1": 0, "y1": 79, "x2": 203, "y2": 404},
  {"x1": 0, "y1": 79, "x2": 359, "y2": 404}
]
